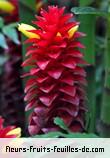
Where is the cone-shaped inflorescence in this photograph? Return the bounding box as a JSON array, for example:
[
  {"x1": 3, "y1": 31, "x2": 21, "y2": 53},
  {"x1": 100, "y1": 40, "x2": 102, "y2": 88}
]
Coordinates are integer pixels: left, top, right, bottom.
[{"x1": 22, "y1": 6, "x2": 87, "y2": 135}]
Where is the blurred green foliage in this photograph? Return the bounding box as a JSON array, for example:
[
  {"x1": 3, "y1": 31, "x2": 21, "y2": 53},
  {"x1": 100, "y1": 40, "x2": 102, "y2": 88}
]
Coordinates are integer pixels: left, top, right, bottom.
[{"x1": 0, "y1": 17, "x2": 19, "y2": 48}]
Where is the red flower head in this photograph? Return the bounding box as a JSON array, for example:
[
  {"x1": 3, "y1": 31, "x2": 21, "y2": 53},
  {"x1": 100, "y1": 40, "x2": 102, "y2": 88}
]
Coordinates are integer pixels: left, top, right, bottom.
[
  {"x1": 0, "y1": 116, "x2": 21, "y2": 138},
  {"x1": 19, "y1": 6, "x2": 87, "y2": 135}
]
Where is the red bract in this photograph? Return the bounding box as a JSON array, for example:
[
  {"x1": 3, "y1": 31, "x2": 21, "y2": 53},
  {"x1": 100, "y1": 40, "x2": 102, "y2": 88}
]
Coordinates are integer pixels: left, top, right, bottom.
[
  {"x1": 0, "y1": 116, "x2": 21, "y2": 138},
  {"x1": 23, "y1": 6, "x2": 87, "y2": 135}
]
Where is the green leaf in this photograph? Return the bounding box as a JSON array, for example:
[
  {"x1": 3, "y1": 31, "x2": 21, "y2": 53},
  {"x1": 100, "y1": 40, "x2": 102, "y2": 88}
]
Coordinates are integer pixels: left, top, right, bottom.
[
  {"x1": 0, "y1": 17, "x2": 4, "y2": 28},
  {"x1": 71, "y1": 7, "x2": 107, "y2": 16},
  {"x1": 64, "y1": 133, "x2": 99, "y2": 138},
  {"x1": 7, "y1": 22, "x2": 18, "y2": 28},
  {"x1": 0, "y1": 33, "x2": 8, "y2": 49},
  {"x1": 2, "y1": 26, "x2": 20, "y2": 44},
  {"x1": 79, "y1": 14, "x2": 96, "y2": 65},
  {"x1": 33, "y1": 132, "x2": 65, "y2": 138},
  {"x1": 54, "y1": 117, "x2": 69, "y2": 132},
  {"x1": 33, "y1": 132, "x2": 99, "y2": 138}
]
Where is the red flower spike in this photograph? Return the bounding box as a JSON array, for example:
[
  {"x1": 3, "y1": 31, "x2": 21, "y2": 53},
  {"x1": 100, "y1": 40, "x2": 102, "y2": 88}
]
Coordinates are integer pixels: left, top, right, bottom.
[{"x1": 23, "y1": 6, "x2": 87, "y2": 135}]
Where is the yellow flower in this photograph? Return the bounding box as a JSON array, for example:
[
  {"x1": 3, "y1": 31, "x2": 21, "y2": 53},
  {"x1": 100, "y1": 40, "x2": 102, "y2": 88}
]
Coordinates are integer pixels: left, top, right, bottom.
[
  {"x1": 7, "y1": 128, "x2": 21, "y2": 138},
  {"x1": 0, "y1": 0, "x2": 15, "y2": 13},
  {"x1": 18, "y1": 23, "x2": 40, "y2": 39},
  {"x1": 68, "y1": 25, "x2": 79, "y2": 39}
]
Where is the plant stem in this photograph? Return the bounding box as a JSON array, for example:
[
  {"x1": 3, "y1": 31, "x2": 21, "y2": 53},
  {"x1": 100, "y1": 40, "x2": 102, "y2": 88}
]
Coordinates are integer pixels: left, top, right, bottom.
[
  {"x1": 100, "y1": 16, "x2": 110, "y2": 137},
  {"x1": 79, "y1": 0, "x2": 96, "y2": 133},
  {"x1": 18, "y1": 0, "x2": 36, "y2": 71},
  {"x1": 18, "y1": 0, "x2": 36, "y2": 132},
  {"x1": 86, "y1": 66, "x2": 96, "y2": 132}
]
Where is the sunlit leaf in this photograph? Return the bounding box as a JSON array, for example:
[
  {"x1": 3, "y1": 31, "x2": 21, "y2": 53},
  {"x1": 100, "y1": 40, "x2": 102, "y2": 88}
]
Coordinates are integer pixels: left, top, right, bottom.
[
  {"x1": 54, "y1": 117, "x2": 69, "y2": 132},
  {"x1": 0, "y1": 33, "x2": 8, "y2": 49},
  {"x1": 3, "y1": 26, "x2": 20, "y2": 44},
  {"x1": 71, "y1": 7, "x2": 107, "y2": 16}
]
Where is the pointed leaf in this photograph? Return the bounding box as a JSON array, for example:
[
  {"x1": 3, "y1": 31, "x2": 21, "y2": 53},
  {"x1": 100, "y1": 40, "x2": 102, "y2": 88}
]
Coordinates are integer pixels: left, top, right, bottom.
[
  {"x1": 2, "y1": 26, "x2": 20, "y2": 44},
  {"x1": 54, "y1": 117, "x2": 69, "y2": 132},
  {"x1": 71, "y1": 7, "x2": 108, "y2": 16},
  {"x1": 0, "y1": 33, "x2": 8, "y2": 49}
]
